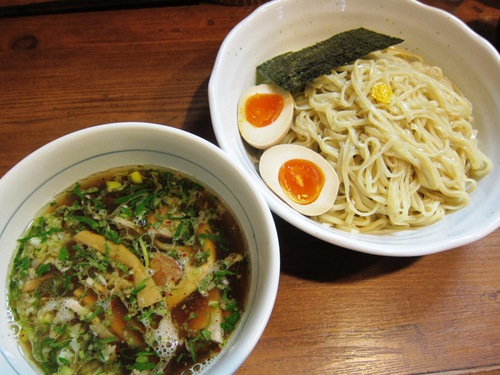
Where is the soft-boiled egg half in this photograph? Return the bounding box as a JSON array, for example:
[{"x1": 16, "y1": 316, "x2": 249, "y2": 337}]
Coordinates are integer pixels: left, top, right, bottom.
[
  {"x1": 237, "y1": 83, "x2": 294, "y2": 149},
  {"x1": 259, "y1": 144, "x2": 340, "y2": 216}
]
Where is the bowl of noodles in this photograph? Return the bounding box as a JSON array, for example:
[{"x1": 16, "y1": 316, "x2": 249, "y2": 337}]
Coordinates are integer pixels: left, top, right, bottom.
[
  {"x1": 0, "y1": 122, "x2": 280, "y2": 374},
  {"x1": 209, "y1": 0, "x2": 500, "y2": 256}
]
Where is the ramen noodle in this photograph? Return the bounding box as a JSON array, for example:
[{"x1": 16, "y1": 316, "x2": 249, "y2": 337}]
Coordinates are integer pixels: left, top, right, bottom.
[{"x1": 281, "y1": 48, "x2": 492, "y2": 233}]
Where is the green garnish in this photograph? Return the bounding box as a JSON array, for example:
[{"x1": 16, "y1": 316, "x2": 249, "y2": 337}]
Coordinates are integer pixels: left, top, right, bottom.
[
  {"x1": 36, "y1": 263, "x2": 51, "y2": 276},
  {"x1": 221, "y1": 310, "x2": 240, "y2": 332}
]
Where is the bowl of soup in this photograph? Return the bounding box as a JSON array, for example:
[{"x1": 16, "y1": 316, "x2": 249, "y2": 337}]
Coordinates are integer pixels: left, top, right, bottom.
[
  {"x1": 0, "y1": 122, "x2": 280, "y2": 374},
  {"x1": 208, "y1": 0, "x2": 500, "y2": 256}
]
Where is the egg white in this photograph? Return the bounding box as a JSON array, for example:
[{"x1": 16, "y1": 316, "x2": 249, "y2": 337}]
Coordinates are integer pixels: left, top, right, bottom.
[
  {"x1": 259, "y1": 144, "x2": 339, "y2": 216},
  {"x1": 237, "y1": 84, "x2": 294, "y2": 149}
]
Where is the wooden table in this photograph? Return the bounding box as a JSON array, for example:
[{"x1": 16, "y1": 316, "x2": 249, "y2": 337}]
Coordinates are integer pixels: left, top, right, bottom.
[{"x1": 0, "y1": 0, "x2": 499, "y2": 374}]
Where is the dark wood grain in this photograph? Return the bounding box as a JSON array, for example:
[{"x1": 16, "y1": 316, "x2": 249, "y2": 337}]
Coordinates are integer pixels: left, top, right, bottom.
[
  {"x1": 0, "y1": 0, "x2": 200, "y2": 18},
  {"x1": 0, "y1": 1, "x2": 498, "y2": 374}
]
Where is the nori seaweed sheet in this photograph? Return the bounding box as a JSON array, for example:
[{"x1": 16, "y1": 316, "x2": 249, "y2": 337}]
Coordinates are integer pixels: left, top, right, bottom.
[{"x1": 256, "y1": 28, "x2": 404, "y2": 91}]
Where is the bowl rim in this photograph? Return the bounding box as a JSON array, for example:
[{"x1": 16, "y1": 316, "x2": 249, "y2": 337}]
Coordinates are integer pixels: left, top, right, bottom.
[{"x1": 0, "y1": 122, "x2": 281, "y2": 374}]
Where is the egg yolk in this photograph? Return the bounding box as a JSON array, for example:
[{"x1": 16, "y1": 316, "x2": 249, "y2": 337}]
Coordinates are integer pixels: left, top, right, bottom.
[
  {"x1": 278, "y1": 159, "x2": 325, "y2": 205},
  {"x1": 371, "y1": 82, "x2": 392, "y2": 104},
  {"x1": 244, "y1": 93, "x2": 284, "y2": 128}
]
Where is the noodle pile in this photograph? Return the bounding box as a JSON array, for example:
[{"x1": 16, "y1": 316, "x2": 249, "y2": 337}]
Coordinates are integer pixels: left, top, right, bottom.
[{"x1": 283, "y1": 48, "x2": 492, "y2": 233}]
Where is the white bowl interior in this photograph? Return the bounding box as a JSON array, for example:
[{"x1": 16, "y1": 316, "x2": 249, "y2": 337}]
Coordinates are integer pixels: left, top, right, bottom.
[
  {"x1": 209, "y1": 0, "x2": 500, "y2": 256},
  {"x1": 0, "y1": 122, "x2": 280, "y2": 374}
]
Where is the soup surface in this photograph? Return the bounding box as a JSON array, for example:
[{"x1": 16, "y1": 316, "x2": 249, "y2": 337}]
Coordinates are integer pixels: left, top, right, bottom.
[{"x1": 7, "y1": 166, "x2": 249, "y2": 374}]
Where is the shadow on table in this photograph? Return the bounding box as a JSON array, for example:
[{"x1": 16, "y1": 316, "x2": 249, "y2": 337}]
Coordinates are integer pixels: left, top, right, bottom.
[
  {"x1": 274, "y1": 214, "x2": 420, "y2": 283},
  {"x1": 181, "y1": 76, "x2": 219, "y2": 144}
]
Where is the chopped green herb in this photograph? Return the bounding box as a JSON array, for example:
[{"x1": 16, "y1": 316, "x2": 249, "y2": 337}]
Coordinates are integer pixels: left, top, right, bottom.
[
  {"x1": 221, "y1": 310, "x2": 240, "y2": 332},
  {"x1": 85, "y1": 304, "x2": 102, "y2": 322},
  {"x1": 36, "y1": 263, "x2": 51, "y2": 276},
  {"x1": 58, "y1": 246, "x2": 69, "y2": 261},
  {"x1": 138, "y1": 236, "x2": 149, "y2": 268},
  {"x1": 71, "y1": 215, "x2": 100, "y2": 231},
  {"x1": 127, "y1": 351, "x2": 158, "y2": 371}
]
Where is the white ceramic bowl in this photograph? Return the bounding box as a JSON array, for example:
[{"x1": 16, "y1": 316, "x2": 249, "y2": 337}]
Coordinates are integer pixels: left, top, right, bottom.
[
  {"x1": 209, "y1": 0, "x2": 500, "y2": 257},
  {"x1": 0, "y1": 122, "x2": 280, "y2": 374}
]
